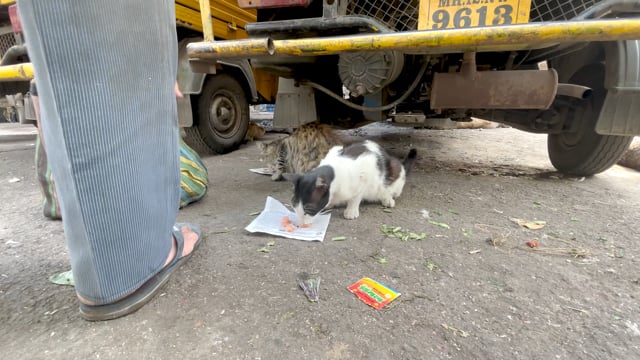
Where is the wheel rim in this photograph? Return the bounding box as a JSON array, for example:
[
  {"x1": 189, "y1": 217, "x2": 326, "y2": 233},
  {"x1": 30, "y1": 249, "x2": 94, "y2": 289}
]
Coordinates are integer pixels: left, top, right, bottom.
[
  {"x1": 554, "y1": 104, "x2": 590, "y2": 150},
  {"x1": 208, "y1": 92, "x2": 239, "y2": 139}
]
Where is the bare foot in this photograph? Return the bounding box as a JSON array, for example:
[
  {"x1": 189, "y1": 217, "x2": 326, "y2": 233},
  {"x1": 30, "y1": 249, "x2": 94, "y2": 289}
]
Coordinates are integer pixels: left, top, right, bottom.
[
  {"x1": 163, "y1": 225, "x2": 199, "y2": 266},
  {"x1": 77, "y1": 226, "x2": 199, "y2": 305}
]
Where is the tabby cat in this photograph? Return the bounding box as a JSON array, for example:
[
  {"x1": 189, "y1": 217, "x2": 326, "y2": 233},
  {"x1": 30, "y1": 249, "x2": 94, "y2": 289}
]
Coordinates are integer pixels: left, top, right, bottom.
[
  {"x1": 258, "y1": 122, "x2": 343, "y2": 181},
  {"x1": 244, "y1": 121, "x2": 266, "y2": 142}
]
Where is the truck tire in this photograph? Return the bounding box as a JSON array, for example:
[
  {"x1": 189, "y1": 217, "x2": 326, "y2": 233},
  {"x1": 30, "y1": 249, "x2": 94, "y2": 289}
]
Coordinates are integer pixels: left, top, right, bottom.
[
  {"x1": 547, "y1": 63, "x2": 633, "y2": 176},
  {"x1": 183, "y1": 126, "x2": 215, "y2": 155},
  {"x1": 193, "y1": 74, "x2": 249, "y2": 154}
]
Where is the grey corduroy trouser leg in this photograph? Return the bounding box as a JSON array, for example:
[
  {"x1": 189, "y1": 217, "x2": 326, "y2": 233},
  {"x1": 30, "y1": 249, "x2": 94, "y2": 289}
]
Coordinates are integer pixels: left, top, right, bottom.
[{"x1": 18, "y1": 0, "x2": 181, "y2": 304}]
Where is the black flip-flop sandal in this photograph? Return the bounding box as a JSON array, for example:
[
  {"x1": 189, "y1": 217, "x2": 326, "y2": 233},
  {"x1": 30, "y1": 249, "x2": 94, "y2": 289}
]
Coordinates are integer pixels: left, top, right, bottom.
[{"x1": 79, "y1": 223, "x2": 202, "y2": 321}]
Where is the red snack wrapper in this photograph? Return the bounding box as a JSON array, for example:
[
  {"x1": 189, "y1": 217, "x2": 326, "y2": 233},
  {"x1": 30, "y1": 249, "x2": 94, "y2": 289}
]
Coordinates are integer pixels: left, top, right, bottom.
[{"x1": 347, "y1": 277, "x2": 400, "y2": 310}]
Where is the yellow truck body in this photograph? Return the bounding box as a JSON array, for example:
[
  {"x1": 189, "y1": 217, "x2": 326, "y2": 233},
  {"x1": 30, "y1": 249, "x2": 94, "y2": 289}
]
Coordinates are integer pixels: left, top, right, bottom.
[{"x1": 0, "y1": 0, "x2": 278, "y2": 154}]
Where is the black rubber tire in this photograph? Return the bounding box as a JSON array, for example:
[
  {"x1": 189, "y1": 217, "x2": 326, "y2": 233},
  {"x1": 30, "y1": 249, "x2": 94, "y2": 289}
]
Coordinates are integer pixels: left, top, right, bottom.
[
  {"x1": 193, "y1": 74, "x2": 249, "y2": 154},
  {"x1": 547, "y1": 63, "x2": 633, "y2": 176},
  {"x1": 182, "y1": 126, "x2": 215, "y2": 155}
]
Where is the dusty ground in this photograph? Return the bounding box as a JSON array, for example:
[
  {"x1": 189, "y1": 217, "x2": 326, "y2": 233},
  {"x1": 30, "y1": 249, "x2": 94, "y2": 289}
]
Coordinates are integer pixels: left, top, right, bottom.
[{"x1": 1, "y1": 124, "x2": 639, "y2": 359}]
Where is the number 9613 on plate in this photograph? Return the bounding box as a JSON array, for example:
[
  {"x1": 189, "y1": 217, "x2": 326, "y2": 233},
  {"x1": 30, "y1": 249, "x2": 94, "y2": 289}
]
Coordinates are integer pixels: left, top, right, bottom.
[{"x1": 418, "y1": 0, "x2": 532, "y2": 30}]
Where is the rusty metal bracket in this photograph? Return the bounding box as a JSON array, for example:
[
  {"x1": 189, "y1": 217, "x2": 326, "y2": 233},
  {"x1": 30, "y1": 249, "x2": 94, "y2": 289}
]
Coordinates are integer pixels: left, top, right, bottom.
[
  {"x1": 198, "y1": 0, "x2": 214, "y2": 42},
  {"x1": 431, "y1": 52, "x2": 558, "y2": 110}
]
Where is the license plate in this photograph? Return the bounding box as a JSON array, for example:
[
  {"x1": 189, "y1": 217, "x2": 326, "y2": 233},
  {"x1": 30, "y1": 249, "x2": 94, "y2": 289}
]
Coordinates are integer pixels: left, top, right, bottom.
[{"x1": 418, "y1": 0, "x2": 532, "y2": 30}]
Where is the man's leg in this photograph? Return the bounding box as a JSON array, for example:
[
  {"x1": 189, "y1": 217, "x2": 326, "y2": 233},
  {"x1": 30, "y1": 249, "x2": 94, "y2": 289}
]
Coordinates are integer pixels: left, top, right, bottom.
[{"x1": 18, "y1": 0, "x2": 191, "y2": 306}]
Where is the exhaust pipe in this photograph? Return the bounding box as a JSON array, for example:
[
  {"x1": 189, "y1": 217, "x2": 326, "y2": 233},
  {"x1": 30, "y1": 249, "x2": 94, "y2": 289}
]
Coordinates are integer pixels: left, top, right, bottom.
[{"x1": 556, "y1": 84, "x2": 592, "y2": 99}]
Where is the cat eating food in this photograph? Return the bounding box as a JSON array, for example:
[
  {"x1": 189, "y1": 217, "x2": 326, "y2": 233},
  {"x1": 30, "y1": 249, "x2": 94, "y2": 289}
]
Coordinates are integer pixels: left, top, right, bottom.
[
  {"x1": 283, "y1": 140, "x2": 417, "y2": 224},
  {"x1": 258, "y1": 122, "x2": 343, "y2": 181}
]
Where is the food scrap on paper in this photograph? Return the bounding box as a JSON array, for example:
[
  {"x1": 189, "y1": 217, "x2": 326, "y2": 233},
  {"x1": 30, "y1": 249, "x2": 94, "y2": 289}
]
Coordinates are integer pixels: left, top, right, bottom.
[{"x1": 280, "y1": 216, "x2": 312, "y2": 233}]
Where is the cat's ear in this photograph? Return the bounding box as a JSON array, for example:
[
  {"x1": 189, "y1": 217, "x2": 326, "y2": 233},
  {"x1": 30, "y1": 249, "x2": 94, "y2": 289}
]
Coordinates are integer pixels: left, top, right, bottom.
[{"x1": 282, "y1": 173, "x2": 301, "y2": 183}]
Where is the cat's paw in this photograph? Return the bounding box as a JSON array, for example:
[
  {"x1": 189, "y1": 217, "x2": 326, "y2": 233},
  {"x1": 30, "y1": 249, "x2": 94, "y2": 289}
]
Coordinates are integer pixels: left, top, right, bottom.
[
  {"x1": 271, "y1": 172, "x2": 283, "y2": 181},
  {"x1": 381, "y1": 198, "x2": 396, "y2": 208},
  {"x1": 343, "y1": 208, "x2": 360, "y2": 220}
]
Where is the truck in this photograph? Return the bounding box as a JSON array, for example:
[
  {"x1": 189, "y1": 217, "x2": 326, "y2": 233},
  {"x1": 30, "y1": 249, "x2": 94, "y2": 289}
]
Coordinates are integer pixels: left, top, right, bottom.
[
  {"x1": 0, "y1": 0, "x2": 278, "y2": 154},
  {"x1": 185, "y1": 0, "x2": 640, "y2": 176}
]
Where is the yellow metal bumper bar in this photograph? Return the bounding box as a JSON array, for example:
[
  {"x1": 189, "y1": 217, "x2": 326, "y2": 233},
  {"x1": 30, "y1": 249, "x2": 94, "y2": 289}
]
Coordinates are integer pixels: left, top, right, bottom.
[
  {"x1": 0, "y1": 63, "x2": 34, "y2": 81},
  {"x1": 188, "y1": 18, "x2": 640, "y2": 59}
]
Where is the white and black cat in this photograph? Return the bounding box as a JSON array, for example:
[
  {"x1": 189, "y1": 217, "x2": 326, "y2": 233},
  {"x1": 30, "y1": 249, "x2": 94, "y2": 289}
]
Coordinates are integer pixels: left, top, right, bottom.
[{"x1": 283, "y1": 140, "x2": 417, "y2": 224}]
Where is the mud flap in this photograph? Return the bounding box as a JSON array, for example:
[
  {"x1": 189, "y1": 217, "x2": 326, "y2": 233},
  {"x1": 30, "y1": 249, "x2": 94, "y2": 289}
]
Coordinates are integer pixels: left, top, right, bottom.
[
  {"x1": 597, "y1": 90, "x2": 640, "y2": 135},
  {"x1": 597, "y1": 40, "x2": 640, "y2": 136}
]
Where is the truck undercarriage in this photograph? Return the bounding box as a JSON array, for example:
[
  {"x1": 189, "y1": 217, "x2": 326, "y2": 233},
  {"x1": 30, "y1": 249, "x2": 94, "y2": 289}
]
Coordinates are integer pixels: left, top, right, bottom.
[{"x1": 187, "y1": 0, "x2": 640, "y2": 175}]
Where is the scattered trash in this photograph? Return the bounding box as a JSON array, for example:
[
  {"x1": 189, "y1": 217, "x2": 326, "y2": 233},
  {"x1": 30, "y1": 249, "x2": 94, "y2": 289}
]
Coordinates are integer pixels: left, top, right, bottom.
[
  {"x1": 510, "y1": 217, "x2": 546, "y2": 230},
  {"x1": 607, "y1": 249, "x2": 625, "y2": 258},
  {"x1": 8, "y1": 177, "x2": 20, "y2": 183},
  {"x1": 347, "y1": 277, "x2": 400, "y2": 310},
  {"x1": 380, "y1": 224, "x2": 426, "y2": 241},
  {"x1": 49, "y1": 270, "x2": 74, "y2": 286},
  {"x1": 447, "y1": 210, "x2": 460, "y2": 215},
  {"x1": 533, "y1": 201, "x2": 542, "y2": 206},
  {"x1": 331, "y1": 236, "x2": 347, "y2": 241},
  {"x1": 248, "y1": 211, "x2": 261, "y2": 216},
  {"x1": 298, "y1": 273, "x2": 321, "y2": 302},
  {"x1": 463, "y1": 229, "x2": 473, "y2": 237},
  {"x1": 570, "y1": 217, "x2": 578, "y2": 222},
  {"x1": 476, "y1": 224, "x2": 512, "y2": 248},
  {"x1": 382, "y1": 208, "x2": 393, "y2": 213},
  {"x1": 526, "y1": 240, "x2": 539, "y2": 248},
  {"x1": 381, "y1": 225, "x2": 402, "y2": 235},
  {"x1": 535, "y1": 246, "x2": 591, "y2": 258},
  {"x1": 209, "y1": 227, "x2": 235, "y2": 235},
  {"x1": 257, "y1": 241, "x2": 275, "y2": 253},
  {"x1": 420, "y1": 209, "x2": 430, "y2": 219},
  {"x1": 469, "y1": 249, "x2": 481, "y2": 254},
  {"x1": 531, "y1": 234, "x2": 592, "y2": 258},
  {"x1": 625, "y1": 321, "x2": 640, "y2": 337},
  {"x1": 428, "y1": 220, "x2": 450, "y2": 229},
  {"x1": 441, "y1": 323, "x2": 469, "y2": 337},
  {"x1": 248, "y1": 167, "x2": 274, "y2": 176},
  {"x1": 371, "y1": 252, "x2": 388, "y2": 264},
  {"x1": 565, "y1": 306, "x2": 590, "y2": 315},
  {"x1": 424, "y1": 258, "x2": 439, "y2": 271}
]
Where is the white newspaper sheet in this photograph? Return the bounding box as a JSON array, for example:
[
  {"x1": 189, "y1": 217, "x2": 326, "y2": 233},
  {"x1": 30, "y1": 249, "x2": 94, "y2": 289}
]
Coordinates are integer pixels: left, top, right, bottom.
[{"x1": 245, "y1": 196, "x2": 331, "y2": 242}]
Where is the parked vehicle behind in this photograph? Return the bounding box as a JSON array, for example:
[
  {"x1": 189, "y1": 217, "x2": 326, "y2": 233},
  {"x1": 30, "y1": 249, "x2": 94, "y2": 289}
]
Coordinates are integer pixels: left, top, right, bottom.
[
  {"x1": 187, "y1": 0, "x2": 640, "y2": 175},
  {"x1": 0, "y1": 0, "x2": 278, "y2": 154}
]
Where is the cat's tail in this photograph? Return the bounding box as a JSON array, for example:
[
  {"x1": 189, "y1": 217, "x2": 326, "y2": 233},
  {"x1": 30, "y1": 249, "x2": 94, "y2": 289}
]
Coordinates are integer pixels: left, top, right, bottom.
[{"x1": 403, "y1": 148, "x2": 418, "y2": 175}]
